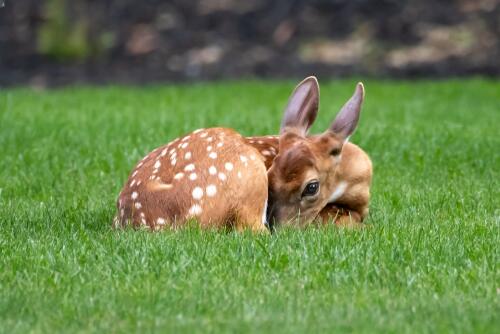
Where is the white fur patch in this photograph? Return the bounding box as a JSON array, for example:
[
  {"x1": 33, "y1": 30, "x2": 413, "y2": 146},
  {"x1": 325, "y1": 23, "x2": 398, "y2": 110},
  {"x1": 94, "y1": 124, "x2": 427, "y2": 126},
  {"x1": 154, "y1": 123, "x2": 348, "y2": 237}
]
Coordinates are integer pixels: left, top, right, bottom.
[
  {"x1": 192, "y1": 187, "x2": 203, "y2": 200},
  {"x1": 328, "y1": 181, "x2": 348, "y2": 203},
  {"x1": 184, "y1": 164, "x2": 195, "y2": 172},
  {"x1": 188, "y1": 204, "x2": 202, "y2": 216},
  {"x1": 206, "y1": 184, "x2": 217, "y2": 197}
]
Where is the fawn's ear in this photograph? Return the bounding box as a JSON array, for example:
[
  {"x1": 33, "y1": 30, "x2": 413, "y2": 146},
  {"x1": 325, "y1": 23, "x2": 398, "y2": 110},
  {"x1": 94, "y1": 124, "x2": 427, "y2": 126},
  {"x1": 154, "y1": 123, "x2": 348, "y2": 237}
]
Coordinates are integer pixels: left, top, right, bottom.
[
  {"x1": 280, "y1": 76, "x2": 319, "y2": 136},
  {"x1": 330, "y1": 82, "x2": 365, "y2": 141}
]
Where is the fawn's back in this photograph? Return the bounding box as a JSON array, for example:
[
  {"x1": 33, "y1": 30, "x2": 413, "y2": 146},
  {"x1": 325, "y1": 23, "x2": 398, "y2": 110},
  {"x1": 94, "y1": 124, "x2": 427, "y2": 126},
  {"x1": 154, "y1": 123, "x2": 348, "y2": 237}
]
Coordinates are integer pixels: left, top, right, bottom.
[{"x1": 115, "y1": 128, "x2": 268, "y2": 231}]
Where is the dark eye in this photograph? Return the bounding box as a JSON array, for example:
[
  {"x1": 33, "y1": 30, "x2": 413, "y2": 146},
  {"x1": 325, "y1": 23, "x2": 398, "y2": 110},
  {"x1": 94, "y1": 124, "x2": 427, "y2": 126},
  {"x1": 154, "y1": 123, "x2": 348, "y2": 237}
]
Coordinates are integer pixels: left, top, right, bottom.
[
  {"x1": 302, "y1": 181, "x2": 320, "y2": 197},
  {"x1": 330, "y1": 147, "x2": 341, "y2": 156}
]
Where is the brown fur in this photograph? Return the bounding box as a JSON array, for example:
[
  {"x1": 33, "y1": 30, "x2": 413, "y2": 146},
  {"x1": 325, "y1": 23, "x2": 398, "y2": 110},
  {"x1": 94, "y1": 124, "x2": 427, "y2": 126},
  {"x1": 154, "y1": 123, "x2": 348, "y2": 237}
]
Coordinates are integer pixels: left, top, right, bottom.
[
  {"x1": 246, "y1": 135, "x2": 372, "y2": 227},
  {"x1": 115, "y1": 128, "x2": 269, "y2": 232},
  {"x1": 246, "y1": 77, "x2": 372, "y2": 227}
]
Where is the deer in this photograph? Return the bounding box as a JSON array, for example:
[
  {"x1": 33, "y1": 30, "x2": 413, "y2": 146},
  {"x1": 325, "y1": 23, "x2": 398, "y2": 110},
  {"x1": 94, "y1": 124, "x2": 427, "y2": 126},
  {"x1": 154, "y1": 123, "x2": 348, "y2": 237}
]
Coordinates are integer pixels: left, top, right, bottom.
[
  {"x1": 114, "y1": 76, "x2": 371, "y2": 231},
  {"x1": 114, "y1": 128, "x2": 269, "y2": 232},
  {"x1": 245, "y1": 77, "x2": 372, "y2": 228}
]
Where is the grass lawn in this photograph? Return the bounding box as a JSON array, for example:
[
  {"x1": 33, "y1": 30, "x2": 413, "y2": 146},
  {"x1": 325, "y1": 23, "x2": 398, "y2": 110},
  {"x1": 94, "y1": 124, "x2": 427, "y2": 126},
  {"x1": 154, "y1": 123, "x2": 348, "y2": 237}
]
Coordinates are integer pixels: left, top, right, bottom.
[{"x1": 0, "y1": 79, "x2": 499, "y2": 333}]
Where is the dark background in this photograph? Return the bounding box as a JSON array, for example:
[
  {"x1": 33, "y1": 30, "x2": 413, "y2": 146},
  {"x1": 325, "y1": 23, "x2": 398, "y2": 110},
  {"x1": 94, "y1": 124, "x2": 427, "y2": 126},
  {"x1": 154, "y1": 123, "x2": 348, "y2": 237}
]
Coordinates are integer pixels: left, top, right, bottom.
[{"x1": 1, "y1": 0, "x2": 498, "y2": 87}]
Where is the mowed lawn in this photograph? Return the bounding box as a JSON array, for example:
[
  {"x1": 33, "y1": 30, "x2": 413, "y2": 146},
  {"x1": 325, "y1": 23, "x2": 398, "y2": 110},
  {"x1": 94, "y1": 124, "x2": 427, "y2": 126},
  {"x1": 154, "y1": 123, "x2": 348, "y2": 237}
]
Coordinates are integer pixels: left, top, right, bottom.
[{"x1": 0, "y1": 79, "x2": 498, "y2": 333}]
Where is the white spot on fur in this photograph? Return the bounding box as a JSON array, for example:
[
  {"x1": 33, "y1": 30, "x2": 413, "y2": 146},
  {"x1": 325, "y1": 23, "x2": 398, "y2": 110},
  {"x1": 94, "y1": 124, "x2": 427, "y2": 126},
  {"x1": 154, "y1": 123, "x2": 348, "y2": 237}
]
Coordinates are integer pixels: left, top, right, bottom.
[
  {"x1": 250, "y1": 154, "x2": 256, "y2": 160},
  {"x1": 189, "y1": 173, "x2": 197, "y2": 180},
  {"x1": 209, "y1": 166, "x2": 217, "y2": 175},
  {"x1": 181, "y1": 142, "x2": 189, "y2": 149},
  {"x1": 257, "y1": 140, "x2": 264, "y2": 144},
  {"x1": 137, "y1": 180, "x2": 142, "y2": 186},
  {"x1": 206, "y1": 184, "x2": 217, "y2": 197},
  {"x1": 240, "y1": 155, "x2": 248, "y2": 163},
  {"x1": 188, "y1": 204, "x2": 202, "y2": 216},
  {"x1": 185, "y1": 152, "x2": 192, "y2": 160},
  {"x1": 174, "y1": 172, "x2": 184, "y2": 180},
  {"x1": 206, "y1": 137, "x2": 213, "y2": 142},
  {"x1": 237, "y1": 171, "x2": 242, "y2": 179},
  {"x1": 192, "y1": 187, "x2": 204, "y2": 200},
  {"x1": 171, "y1": 158, "x2": 177, "y2": 166},
  {"x1": 131, "y1": 192, "x2": 138, "y2": 200},
  {"x1": 130, "y1": 179, "x2": 136, "y2": 187},
  {"x1": 135, "y1": 202, "x2": 142, "y2": 209},
  {"x1": 185, "y1": 163, "x2": 195, "y2": 172},
  {"x1": 207, "y1": 146, "x2": 213, "y2": 151},
  {"x1": 132, "y1": 170, "x2": 138, "y2": 177},
  {"x1": 261, "y1": 150, "x2": 272, "y2": 156},
  {"x1": 200, "y1": 132, "x2": 208, "y2": 138},
  {"x1": 217, "y1": 142, "x2": 223, "y2": 148},
  {"x1": 328, "y1": 181, "x2": 348, "y2": 203},
  {"x1": 225, "y1": 162, "x2": 233, "y2": 171},
  {"x1": 182, "y1": 136, "x2": 190, "y2": 142},
  {"x1": 157, "y1": 217, "x2": 166, "y2": 225},
  {"x1": 209, "y1": 152, "x2": 217, "y2": 159},
  {"x1": 218, "y1": 172, "x2": 227, "y2": 181},
  {"x1": 161, "y1": 148, "x2": 168, "y2": 156},
  {"x1": 154, "y1": 160, "x2": 161, "y2": 168}
]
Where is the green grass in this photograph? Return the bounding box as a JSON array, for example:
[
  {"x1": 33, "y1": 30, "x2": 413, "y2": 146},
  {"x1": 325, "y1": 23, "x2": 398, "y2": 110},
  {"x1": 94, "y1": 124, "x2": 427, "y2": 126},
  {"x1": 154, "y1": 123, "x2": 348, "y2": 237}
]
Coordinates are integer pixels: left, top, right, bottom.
[{"x1": 0, "y1": 79, "x2": 499, "y2": 333}]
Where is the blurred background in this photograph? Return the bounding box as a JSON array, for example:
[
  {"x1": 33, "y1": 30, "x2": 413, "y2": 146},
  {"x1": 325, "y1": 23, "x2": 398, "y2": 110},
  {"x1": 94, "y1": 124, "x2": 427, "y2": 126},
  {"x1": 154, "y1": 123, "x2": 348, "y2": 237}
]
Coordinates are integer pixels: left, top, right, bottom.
[{"x1": 0, "y1": 0, "x2": 498, "y2": 87}]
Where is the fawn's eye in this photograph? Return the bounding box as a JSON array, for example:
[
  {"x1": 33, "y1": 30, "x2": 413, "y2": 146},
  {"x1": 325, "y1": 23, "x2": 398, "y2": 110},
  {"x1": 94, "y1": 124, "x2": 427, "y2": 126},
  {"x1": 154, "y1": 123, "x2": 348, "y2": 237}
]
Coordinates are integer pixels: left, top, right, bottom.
[
  {"x1": 302, "y1": 181, "x2": 320, "y2": 197},
  {"x1": 330, "y1": 147, "x2": 341, "y2": 156}
]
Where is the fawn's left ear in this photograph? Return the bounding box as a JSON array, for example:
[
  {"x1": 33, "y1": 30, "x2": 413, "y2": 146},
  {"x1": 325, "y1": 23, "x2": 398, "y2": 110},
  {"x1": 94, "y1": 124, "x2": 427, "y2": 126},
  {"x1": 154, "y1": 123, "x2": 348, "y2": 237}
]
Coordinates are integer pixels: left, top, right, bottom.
[
  {"x1": 330, "y1": 82, "x2": 365, "y2": 141},
  {"x1": 280, "y1": 76, "x2": 320, "y2": 136}
]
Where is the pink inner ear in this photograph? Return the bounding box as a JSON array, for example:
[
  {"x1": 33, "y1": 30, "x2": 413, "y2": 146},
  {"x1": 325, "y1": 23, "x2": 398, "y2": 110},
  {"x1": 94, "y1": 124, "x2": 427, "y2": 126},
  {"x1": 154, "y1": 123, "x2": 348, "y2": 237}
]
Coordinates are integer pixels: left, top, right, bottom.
[
  {"x1": 280, "y1": 76, "x2": 320, "y2": 136},
  {"x1": 330, "y1": 82, "x2": 364, "y2": 139}
]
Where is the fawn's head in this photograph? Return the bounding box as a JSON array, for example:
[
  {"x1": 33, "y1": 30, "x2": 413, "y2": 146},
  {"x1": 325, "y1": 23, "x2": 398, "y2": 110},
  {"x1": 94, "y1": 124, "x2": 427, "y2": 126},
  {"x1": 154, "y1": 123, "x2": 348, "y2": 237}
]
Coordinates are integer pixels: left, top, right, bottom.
[{"x1": 267, "y1": 77, "x2": 365, "y2": 226}]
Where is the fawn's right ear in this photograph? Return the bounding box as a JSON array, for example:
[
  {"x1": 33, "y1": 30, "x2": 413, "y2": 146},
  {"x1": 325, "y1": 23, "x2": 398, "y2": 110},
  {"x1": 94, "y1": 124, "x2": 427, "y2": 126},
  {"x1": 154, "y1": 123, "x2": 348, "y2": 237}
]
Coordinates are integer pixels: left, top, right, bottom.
[
  {"x1": 280, "y1": 76, "x2": 320, "y2": 136},
  {"x1": 330, "y1": 82, "x2": 365, "y2": 141}
]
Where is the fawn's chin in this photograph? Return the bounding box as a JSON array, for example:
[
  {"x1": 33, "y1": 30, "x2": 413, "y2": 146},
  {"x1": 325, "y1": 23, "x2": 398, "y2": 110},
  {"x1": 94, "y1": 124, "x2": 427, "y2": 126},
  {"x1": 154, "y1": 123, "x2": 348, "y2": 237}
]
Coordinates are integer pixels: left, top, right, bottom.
[{"x1": 270, "y1": 208, "x2": 319, "y2": 227}]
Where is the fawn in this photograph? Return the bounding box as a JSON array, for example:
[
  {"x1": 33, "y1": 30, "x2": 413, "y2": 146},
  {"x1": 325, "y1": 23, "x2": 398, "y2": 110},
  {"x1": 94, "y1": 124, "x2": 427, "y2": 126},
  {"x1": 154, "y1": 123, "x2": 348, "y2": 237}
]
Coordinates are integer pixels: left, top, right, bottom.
[
  {"x1": 115, "y1": 128, "x2": 269, "y2": 231},
  {"x1": 114, "y1": 77, "x2": 371, "y2": 231},
  {"x1": 246, "y1": 77, "x2": 372, "y2": 227}
]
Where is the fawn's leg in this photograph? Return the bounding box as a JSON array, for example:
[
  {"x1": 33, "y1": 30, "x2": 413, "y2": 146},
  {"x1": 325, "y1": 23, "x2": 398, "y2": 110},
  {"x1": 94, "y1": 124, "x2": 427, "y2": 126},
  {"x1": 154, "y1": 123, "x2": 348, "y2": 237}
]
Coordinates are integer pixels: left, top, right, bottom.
[
  {"x1": 234, "y1": 197, "x2": 269, "y2": 233},
  {"x1": 317, "y1": 204, "x2": 366, "y2": 228}
]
